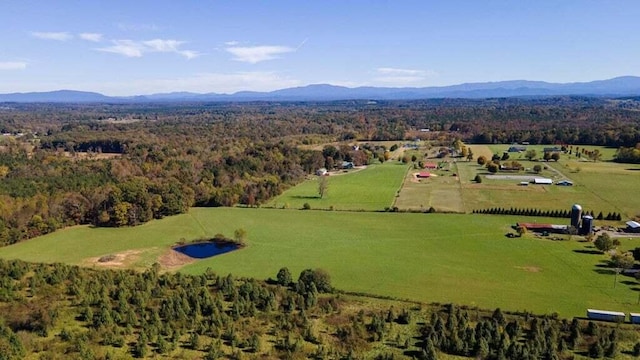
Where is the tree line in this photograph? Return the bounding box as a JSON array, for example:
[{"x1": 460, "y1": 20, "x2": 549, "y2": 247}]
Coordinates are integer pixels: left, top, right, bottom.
[{"x1": 472, "y1": 208, "x2": 623, "y2": 221}]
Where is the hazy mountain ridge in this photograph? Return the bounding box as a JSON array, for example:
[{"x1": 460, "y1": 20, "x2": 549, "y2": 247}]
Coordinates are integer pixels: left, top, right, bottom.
[{"x1": 2, "y1": 76, "x2": 640, "y2": 102}]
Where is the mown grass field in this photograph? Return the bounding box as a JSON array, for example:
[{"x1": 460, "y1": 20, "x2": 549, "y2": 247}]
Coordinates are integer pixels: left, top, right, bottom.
[
  {"x1": 265, "y1": 162, "x2": 408, "y2": 211},
  {"x1": 2, "y1": 207, "x2": 640, "y2": 318}
]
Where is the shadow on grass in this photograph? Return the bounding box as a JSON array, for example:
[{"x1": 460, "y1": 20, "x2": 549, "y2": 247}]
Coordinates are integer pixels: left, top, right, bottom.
[
  {"x1": 593, "y1": 268, "x2": 616, "y2": 275},
  {"x1": 291, "y1": 195, "x2": 321, "y2": 200},
  {"x1": 573, "y1": 249, "x2": 603, "y2": 255}
]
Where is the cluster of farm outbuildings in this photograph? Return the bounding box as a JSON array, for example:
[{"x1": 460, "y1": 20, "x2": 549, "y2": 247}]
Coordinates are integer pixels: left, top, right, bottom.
[
  {"x1": 518, "y1": 178, "x2": 573, "y2": 186},
  {"x1": 516, "y1": 204, "x2": 640, "y2": 235}
]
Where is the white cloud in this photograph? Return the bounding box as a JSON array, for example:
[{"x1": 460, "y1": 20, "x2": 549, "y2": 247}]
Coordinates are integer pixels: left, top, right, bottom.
[
  {"x1": 89, "y1": 72, "x2": 301, "y2": 95},
  {"x1": 143, "y1": 39, "x2": 183, "y2": 52},
  {"x1": 373, "y1": 67, "x2": 438, "y2": 85},
  {"x1": 79, "y1": 33, "x2": 103, "y2": 42},
  {"x1": 226, "y1": 45, "x2": 296, "y2": 64},
  {"x1": 98, "y1": 39, "x2": 198, "y2": 59},
  {"x1": 225, "y1": 40, "x2": 239, "y2": 46},
  {"x1": 98, "y1": 40, "x2": 145, "y2": 57},
  {"x1": 31, "y1": 31, "x2": 72, "y2": 41},
  {"x1": 117, "y1": 23, "x2": 160, "y2": 32},
  {"x1": 0, "y1": 62, "x2": 27, "y2": 70},
  {"x1": 178, "y1": 50, "x2": 200, "y2": 60},
  {"x1": 377, "y1": 67, "x2": 428, "y2": 76}
]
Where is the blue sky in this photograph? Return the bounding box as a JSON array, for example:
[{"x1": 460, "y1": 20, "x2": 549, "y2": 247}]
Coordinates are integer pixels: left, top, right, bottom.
[{"x1": 1, "y1": 0, "x2": 638, "y2": 95}]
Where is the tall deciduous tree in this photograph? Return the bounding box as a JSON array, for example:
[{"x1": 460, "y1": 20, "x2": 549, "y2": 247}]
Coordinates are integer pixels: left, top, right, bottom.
[
  {"x1": 525, "y1": 149, "x2": 537, "y2": 161},
  {"x1": 610, "y1": 251, "x2": 634, "y2": 270},
  {"x1": 594, "y1": 233, "x2": 617, "y2": 253}
]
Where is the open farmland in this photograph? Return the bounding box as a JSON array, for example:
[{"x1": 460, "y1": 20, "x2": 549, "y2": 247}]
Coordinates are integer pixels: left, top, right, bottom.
[
  {"x1": 393, "y1": 163, "x2": 465, "y2": 212},
  {"x1": 392, "y1": 144, "x2": 640, "y2": 219},
  {"x1": 476, "y1": 145, "x2": 640, "y2": 218},
  {"x1": 2, "y1": 207, "x2": 640, "y2": 317},
  {"x1": 265, "y1": 162, "x2": 408, "y2": 211}
]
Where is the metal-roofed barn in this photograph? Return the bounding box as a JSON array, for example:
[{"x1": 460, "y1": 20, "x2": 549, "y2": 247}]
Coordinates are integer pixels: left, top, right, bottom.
[
  {"x1": 587, "y1": 309, "x2": 626, "y2": 322},
  {"x1": 626, "y1": 221, "x2": 640, "y2": 233}
]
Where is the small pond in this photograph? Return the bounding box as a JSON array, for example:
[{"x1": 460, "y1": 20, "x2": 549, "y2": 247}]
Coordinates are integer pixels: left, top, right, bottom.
[{"x1": 173, "y1": 242, "x2": 239, "y2": 259}]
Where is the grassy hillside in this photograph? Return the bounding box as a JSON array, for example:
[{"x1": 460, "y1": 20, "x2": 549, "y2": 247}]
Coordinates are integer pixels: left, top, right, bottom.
[{"x1": 2, "y1": 207, "x2": 640, "y2": 317}]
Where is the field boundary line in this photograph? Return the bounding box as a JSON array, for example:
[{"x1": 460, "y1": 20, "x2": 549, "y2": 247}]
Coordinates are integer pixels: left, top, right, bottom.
[
  {"x1": 454, "y1": 161, "x2": 468, "y2": 213},
  {"x1": 391, "y1": 164, "x2": 412, "y2": 209}
]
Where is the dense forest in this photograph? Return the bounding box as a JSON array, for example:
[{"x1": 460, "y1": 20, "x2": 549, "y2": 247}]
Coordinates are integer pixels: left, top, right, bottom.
[
  {"x1": 1, "y1": 258, "x2": 639, "y2": 359},
  {"x1": 1, "y1": 98, "x2": 640, "y2": 245}
]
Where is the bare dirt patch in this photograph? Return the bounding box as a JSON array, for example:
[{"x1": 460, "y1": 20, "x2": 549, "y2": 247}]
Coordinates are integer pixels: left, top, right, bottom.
[
  {"x1": 85, "y1": 249, "x2": 143, "y2": 268},
  {"x1": 158, "y1": 248, "x2": 196, "y2": 270},
  {"x1": 514, "y1": 266, "x2": 542, "y2": 273}
]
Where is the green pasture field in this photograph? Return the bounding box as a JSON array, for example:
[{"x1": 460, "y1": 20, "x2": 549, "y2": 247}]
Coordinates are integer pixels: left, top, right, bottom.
[
  {"x1": 265, "y1": 162, "x2": 408, "y2": 211},
  {"x1": 393, "y1": 144, "x2": 638, "y2": 218},
  {"x1": 555, "y1": 159, "x2": 640, "y2": 218},
  {"x1": 2, "y1": 207, "x2": 640, "y2": 317},
  {"x1": 475, "y1": 145, "x2": 640, "y2": 218}
]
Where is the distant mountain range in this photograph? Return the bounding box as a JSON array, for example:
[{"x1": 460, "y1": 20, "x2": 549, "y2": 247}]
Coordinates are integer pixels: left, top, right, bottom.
[{"x1": 2, "y1": 76, "x2": 640, "y2": 103}]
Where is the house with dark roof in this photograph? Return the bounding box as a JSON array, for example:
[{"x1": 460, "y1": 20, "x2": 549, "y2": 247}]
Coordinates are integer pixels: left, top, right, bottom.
[{"x1": 555, "y1": 180, "x2": 574, "y2": 186}]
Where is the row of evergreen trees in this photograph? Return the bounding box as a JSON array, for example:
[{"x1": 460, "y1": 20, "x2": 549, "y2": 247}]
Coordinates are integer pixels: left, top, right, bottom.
[
  {"x1": 473, "y1": 207, "x2": 623, "y2": 221},
  {"x1": 419, "y1": 305, "x2": 639, "y2": 360}
]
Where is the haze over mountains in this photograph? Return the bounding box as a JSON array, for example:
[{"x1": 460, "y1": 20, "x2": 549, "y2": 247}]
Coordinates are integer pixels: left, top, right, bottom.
[{"x1": 1, "y1": 76, "x2": 640, "y2": 103}]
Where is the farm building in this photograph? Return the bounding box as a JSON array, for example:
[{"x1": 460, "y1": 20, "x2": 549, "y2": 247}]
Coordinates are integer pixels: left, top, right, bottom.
[
  {"x1": 517, "y1": 223, "x2": 568, "y2": 233},
  {"x1": 316, "y1": 168, "x2": 328, "y2": 176},
  {"x1": 423, "y1": 162, "x2": 438, "y2": 169},
  {"x1": 341, "y1": 161, "x2": 354, "y2": 169},
  {"x1": 519, "y1": 181, "x2": 529, "y2": 186},
  {"x1": 508, "y1": 146, "x2": 527, "y2": 152},
  {"x1": 416, "y1": 172, "x2": 431, "y2": 178},
  {"x1": 586, "y1": 309, "x2": 626, "y2": 322},
  {"x1": 555, "y1": 180, "x2": 574, "y2": 186},
  {"x1": 533, "y1": 178, "x2": 553, "y2": 185},
  {"x1": 630, "y1": 313, "x2": 640, "y2": 324},
  {"x1": 626, "y1": 221, "x2": 640, "y2": 233},
  {"x1": 580, "y1": 215, "x2": 594, "y2": 235}
]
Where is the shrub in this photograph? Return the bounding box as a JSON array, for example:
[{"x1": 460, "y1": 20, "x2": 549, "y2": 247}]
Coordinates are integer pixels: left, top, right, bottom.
[{"x1": 298, "y1": 268, "x2": 332, "y2": 293}]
